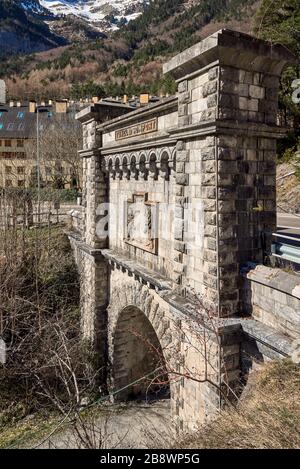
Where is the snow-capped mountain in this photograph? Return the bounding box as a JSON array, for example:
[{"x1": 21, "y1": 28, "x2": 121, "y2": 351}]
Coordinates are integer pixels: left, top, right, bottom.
[
  {"x1": 39, "y1": 0, "x2": 147, "y2": 30},
  {"x1": 0, "y1": 0, "x2": 147, "y2": 55},
  {"x1": 20, "y1": 0, "x2": 50, "y2": 16},
  {"x1": 0, "y1": 0, "x2": 66, "y2": 54}
]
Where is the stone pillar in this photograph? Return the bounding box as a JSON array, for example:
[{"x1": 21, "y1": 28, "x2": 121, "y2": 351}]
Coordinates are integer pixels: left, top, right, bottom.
[
  {"x1": 172, "y1": 139, "x2": 189, "y2": 287},
  {"x1": 76, "y1": 108, "x2": 109, "y2": 381},
  {"x1": 164, "y1": 29, "x2": 296, "y2": 317},
  {"x1": 75, "y1": 101, "x2": 133, "y2": 380}
]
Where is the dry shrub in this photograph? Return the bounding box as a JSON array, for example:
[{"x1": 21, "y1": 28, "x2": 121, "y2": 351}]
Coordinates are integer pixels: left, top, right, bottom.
[
  {"x1": 0, "y1": 222, "x2": 97, "y2": 423},
  {"x1": 181, "y1": 360, "x2": 300, "y2": 449}
]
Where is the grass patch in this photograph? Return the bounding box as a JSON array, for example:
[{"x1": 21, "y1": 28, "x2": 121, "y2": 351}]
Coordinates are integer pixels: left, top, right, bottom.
[
  {"x1": 180, "y1": 360, "x2": 300, "y2": 449},
  {"x1": 0, "y1": 410, "x2": 61, "y2": 449}
]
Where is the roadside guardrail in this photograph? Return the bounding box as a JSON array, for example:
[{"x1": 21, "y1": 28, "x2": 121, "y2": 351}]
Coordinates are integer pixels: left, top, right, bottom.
[{"x1": 271, "y1": 232, "x2": 300, "y2": 265}]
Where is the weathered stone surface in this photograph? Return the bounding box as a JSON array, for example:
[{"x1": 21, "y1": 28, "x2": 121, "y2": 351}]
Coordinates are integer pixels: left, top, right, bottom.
[
  {"x1": 72, "y1": 29, "x2": 298, "y2": 436},
  {"x1": 242, "y1": 264, "x2": 300, "y2": 340}
]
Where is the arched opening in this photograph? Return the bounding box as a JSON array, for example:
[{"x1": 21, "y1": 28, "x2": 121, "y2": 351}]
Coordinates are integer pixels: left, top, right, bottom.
[{"x1": 112, "y1": 305, "x2": 170, "y2": 403}]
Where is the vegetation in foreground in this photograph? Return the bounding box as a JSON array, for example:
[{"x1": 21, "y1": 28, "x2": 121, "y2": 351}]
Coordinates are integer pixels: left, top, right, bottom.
[
  {"x1": 2, "y1": 357, "x2": 300, "y2": 449},
  {"x1": 1, "y1": 0, "x2": 257, "y2": 99},
  {"x1": 0, "y1": 222, "x2": 101, "y2": 448},
  {"x1": 181, "y1": 360, "x2": 300, "y2": 449}
]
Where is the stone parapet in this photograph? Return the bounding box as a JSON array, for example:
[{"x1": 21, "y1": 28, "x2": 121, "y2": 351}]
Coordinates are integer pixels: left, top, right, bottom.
[
  {"x1": 242, "y1": 264, "x2": 300, "y2": 340},
  {"x1": 164, "y1": 29, "x2": 297, "y2": 80}
]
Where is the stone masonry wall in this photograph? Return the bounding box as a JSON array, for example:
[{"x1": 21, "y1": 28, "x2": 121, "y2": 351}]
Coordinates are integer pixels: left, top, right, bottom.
[
  {"x1": 176, "y1": 70, "x2": 278, "y2": 316},
  {"x1": 73, "y1": 30, "x2": 297, "y2": 433},
  {"x1": 107, "y1": 148, "x2": 177, "y2": 281},
  {"x1": 243, "y1": 265, "x2": 300, "y2": 340},
  {"x1": 217, "y1": 134, "x2": 277, "y2": 316},
  {"x1": 68, "y1": 235, "x2": 108, "y2": 378},
  {"x1": 75, "y1": 109, "x2": 110, "y2": 357},
  {"x1": 107, "y1": 266, "x2": 240, "y2": 433},
  {"x1": 218, "y1": 66, "x2": 279, "y2": 125},
  {"x1": 170, "y1": 31, "x2": 288, "y2": 317}
]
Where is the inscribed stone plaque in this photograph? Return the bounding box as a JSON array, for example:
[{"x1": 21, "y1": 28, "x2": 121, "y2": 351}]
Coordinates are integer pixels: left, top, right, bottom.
[
  {"x1": 116, "y1": 118, "x2": 157, "y2": 141},
  {"x1": 125, "y1": 193, "x2": 158, "y2": 254}
]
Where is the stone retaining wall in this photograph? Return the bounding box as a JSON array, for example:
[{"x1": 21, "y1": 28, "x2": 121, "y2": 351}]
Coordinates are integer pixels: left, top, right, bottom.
[{"x1": 243, "y1": 264, "x2": 300, "y2": 340}]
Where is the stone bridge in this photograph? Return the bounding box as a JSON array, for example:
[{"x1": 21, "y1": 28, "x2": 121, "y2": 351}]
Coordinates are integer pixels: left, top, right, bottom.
[{"x1": 69, "y1": 30, "x2": 300, "y2": 433}]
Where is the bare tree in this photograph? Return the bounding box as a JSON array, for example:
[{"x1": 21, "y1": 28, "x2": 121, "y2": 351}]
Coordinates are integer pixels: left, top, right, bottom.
[
  {"x1": 0, "y1": 213, "x2": 97, "y2": 419},
  {"x1": 26, "y1": 113, "x2": 82, "y2": 190},
  {"x1": 117, "y1": 291, "x2": 239, "y2": 409}
]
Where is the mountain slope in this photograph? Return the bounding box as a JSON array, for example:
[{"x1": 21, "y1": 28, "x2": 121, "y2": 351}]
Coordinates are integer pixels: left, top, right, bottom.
[
  {"x1": 47, "y1": 14, "x2": 107, "y2": 43},
  {"x1": 2, "y1": 0, "x2": 260, "y2": 98},
  {"x1": 0, "y1": 0, "x2": 67, "y2": 54},
  {"x1": 39, "y1": 0, "x2": 148, "y2": 31}
]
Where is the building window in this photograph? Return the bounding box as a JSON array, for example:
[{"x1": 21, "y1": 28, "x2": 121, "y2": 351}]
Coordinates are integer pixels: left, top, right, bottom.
[
  {"x1": 18, "y1": 123, "x2": 25, "y2": 131},
  {"x1": 5, "y1": 180, "x2": 12, "y2": 187},
  {"x1": 5, "y1": 166, "x2": 12, "y2": 174},
  {"x1": 18, "y1": 180, "x2": 24, "y2": 187},
  {"x1": 5, "y1": 140, "x2": 11, "y2": 147},
  {"x1": 17, "y1": 140, "x2": 24, "y2": 147},
  {"x1": 7, "y1": 123, "x2": 14, "y2": 131},
  {"x1": 0, "y1": 151, "x2": 26, "y2": 159},
  {"x1": 17, "y1": 111, "x2": 24, "y2": 119},
  {"x1": 17, "y1": 166, "x2": 24, "y2": 174}
]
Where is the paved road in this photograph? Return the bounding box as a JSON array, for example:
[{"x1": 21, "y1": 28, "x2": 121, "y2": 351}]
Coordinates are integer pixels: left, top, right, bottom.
[
  {"x1": 35, "y1": 401, "x2": 174, "y2": 449},
  {"x1": 276, "y1": 213, "x2": 300, "y2": 268},
  {"x1": 277, "y1": 213, "x2": 300, "y2": 240}
]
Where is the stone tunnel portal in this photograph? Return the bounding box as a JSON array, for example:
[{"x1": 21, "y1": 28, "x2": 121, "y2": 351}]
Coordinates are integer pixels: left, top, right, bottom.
[{"x1": 112, "y1": 305, "x2": 170, "y2": 403}]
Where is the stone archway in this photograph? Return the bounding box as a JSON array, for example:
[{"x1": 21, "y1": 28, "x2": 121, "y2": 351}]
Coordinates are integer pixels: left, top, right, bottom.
[{"x1": 112, "y1": 305, "x2": 170, "y2": 402}]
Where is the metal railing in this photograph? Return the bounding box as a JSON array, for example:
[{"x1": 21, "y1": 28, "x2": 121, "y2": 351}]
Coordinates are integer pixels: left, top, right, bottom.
[{"x1": 271, "y1": 232, "x2": 300, "y2": 264}]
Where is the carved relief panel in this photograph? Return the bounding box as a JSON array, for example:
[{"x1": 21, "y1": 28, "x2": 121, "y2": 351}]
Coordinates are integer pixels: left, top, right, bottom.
[{"x1": 124, "y1": 193, "x2": 158, "y2": 254}]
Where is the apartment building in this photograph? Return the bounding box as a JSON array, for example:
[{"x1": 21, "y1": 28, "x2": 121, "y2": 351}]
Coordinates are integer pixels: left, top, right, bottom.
[{"x1": 0, "y1": 99, "x2": 81, "y2": 189}]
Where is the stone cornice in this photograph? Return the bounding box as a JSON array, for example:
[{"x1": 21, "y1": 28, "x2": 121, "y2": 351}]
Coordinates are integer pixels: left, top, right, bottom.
[
  {"x1": 169, "y1": 120, "x2": 289, "y2": 140},
  {"x1": 164, "y1": 29, "x2": 298, "y2": 80},
  {"x1": 97, "y1": 97, "x2": 178, "y2": 132},
  {"x1": 68, "y1": 232, "x2": 104, "y2": 260},
  {"x1": 100, "y1": 135, "x2": 176, "y2": 156},
  {"x1": 242, "y1": 263, "x2": 300, "y2": 299},
  {"x1": 80, "y1": 119, "x2": 288, "y2": 159},
  {"x1": 102, "y1": 249, "x2": 173, "y2": 291},
  {"x1": 100, "y1": 120, "x2": 289, "y2": 153},
  {"x1": 76, "y1": 106, "x2": 100, "y2": 124},
  {"x1": 76, "y1": 101, "x2": 133, "y2": 123},
  {"x1": 78, "y1": 148, "x2": 100, "y2": 158}
]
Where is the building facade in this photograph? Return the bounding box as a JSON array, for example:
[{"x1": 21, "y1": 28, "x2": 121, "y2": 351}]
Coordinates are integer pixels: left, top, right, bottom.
[
  {"x1": 71, "y1": 30, "x2": 299, "y2": 433},
  {"x1": 0, "y1": 100, "x2": 81, "y2": 189}
]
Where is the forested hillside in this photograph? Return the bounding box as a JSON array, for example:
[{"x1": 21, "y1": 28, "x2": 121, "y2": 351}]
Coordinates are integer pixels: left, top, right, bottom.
[
  {"x1": 1, "y1": 0, "x2": 258, "y2": 99},
  {"x1": 1, "y1": 0, "x2": 299, "y2": 157},
  {"x1": 255, "y1": 0, "x2": 300, "y2": 165}
]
